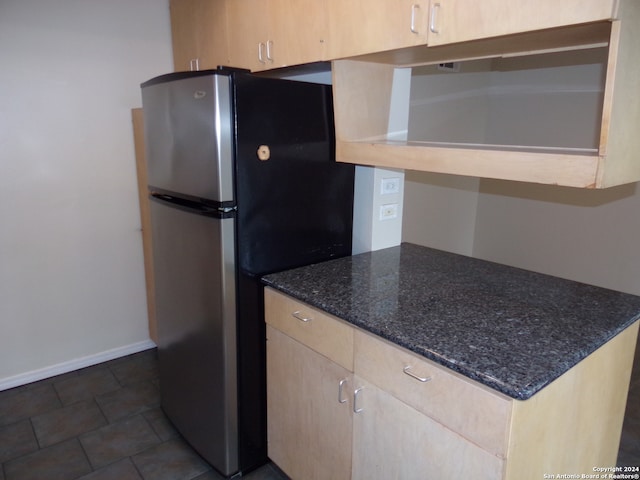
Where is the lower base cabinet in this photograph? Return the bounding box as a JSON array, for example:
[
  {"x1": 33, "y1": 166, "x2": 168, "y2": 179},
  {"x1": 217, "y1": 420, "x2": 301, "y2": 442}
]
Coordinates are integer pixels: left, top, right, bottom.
[
  {"x1": 351, "y1": 377, "x2": 503, "y2": 479},
  {"x1": 266, "y1": 326, "x2": 353, "y2": 479},
  {"x1": 265, "y1": 287, "x2": 639, "y2": 480}
]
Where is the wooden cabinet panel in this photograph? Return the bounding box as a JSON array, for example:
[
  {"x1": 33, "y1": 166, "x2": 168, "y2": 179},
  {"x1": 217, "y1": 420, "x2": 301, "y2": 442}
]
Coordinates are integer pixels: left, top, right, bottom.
[
  {"x1": 351, "y1": 377, "x2": 504, "y2": 480},
  {"x1": 326, "y1": 0, "x2": 430, "y2": 59},
  {"x1": 131, "y1": 109, "x2": 157, "y2": 343},
  {"x1": 264, "y1": 287, "x2": 354, "y2": 371},
  {"x1": 227, "y1": 0, "x2": 327, "y2": 71},
  {"x1": 268, "y1": 0, "x2": 327, "y2": 67},
  {"x1": 170, "y1": 0, "x2": 229, "y2": 71},
  {"x1": 332, "y1": 0, "x2": 640, "y2": 188},
  {"x1": 505, "y1": 321, "x2": 639, "y2": 479},
  {"x1": 266, "y1": 325, "x2": 353, "y2": 480},
  {"x1": 354, "y1": 330, "x2": 511, "y2": 457},
  {"x1": 428, "y1": 0, "x2": 617, "y2": 47},
  {"x1": 226, "y1": 0, "x2": 268, "y2": 71}
]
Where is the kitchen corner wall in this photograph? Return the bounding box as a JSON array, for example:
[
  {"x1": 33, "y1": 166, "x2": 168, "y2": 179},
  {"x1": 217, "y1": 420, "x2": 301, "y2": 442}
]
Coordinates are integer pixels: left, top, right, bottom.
[
  {"x1": 0, "y1": 0, "x2": 173, "y2": 389},
  {"x1": 280, "y1": 69, "x2": 405, "y2": 255},
  {"x1": 403, "y1": 172, "x2": 640, "y2": 297}
]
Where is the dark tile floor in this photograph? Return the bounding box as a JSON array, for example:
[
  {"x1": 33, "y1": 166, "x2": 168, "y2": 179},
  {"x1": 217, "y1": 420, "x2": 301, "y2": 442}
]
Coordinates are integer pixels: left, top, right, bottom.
[
  {"x1": 0, "y1": 349, "x2": 288, "y2": 480},
  {"x1": 1, "y1": 335, "x2": 638, "y2": 479}
]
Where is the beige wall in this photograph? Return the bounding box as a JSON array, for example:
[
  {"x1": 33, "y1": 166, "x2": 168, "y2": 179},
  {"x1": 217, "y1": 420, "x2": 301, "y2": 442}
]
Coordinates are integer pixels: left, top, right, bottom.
[
  {"x1": 472, "y1": 180, "x2": 640, "y2": 296},
  {"x1": 403, "y1": 174, "x2": 640, "y2": 297},
  {"x1": 402, "y1": 171, "x2": 479, "y2": 256},
  {"x1": 0, "y1": 0, "x2": 173, "y2": 388}
]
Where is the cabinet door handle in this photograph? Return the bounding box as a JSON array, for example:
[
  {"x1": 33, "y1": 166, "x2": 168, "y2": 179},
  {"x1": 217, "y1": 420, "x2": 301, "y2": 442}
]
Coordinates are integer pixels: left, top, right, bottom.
[
  {"x1": 338, "y1": 379, "x2": 348, "y2": 404},
  {"x1": 403, "y1": 365, "x2": 431, "y2": 382},
  {"x1": 189, "y1": 58, "x2": 200, "y2": 71},
  {"x1": 291, "y1": 311, "x2": 312, "y2": 322},
  {"x1": 410, "y1": 4, "x2": 420, "y2": 34},
  {"x1": 266, "y1": 40, "x2": 274, "y2": 62},
  {"x1": 353, "y1": 386, "x2": 364, "y2": 413},
  {"x1": 258, "y1": 42, "x2": 266, "y2": 63},
  {"x1": 430, "y1": 2, "x2": 440, "y2": 34}
]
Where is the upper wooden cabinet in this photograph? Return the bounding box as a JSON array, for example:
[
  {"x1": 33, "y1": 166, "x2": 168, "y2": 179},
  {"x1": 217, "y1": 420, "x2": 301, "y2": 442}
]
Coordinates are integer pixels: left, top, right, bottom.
[
  {"x1": 169, "y1": 0, "x2": 230, "y2": 71},
  {"x1": 169, "y1": 0, "x2": 640, "y2": 187},
  {"x1": 170, "y1": 0, "x2": 620, "y2": 71},
  {"x1": 325, "y1": 0, "x2": 430, "y2": 59},
  {"x1": 226, "y1": 0, "x2": 327, "y2": 71},
  {"x1": 427, "y1": 0, "x2": 618, "y2": 46},
  {"x1": 332, "y1": 0, "x2": 640, "y2": 188}
]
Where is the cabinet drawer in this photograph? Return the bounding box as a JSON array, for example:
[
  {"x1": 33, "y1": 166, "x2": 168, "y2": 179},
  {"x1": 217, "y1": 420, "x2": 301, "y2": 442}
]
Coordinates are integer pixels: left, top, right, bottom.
[
  {"x1": 264, "y1": 288, "x2": 354, "y2": 371},
  {"x1": 354, "y1": 330, "x2": 512, "y2": 456}
]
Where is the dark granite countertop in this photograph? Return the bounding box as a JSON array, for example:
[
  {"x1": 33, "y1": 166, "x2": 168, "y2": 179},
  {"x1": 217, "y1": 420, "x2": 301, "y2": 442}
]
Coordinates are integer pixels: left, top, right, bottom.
[{"x1": 262, "y1": 243, "x2": 640, "y2": 400}]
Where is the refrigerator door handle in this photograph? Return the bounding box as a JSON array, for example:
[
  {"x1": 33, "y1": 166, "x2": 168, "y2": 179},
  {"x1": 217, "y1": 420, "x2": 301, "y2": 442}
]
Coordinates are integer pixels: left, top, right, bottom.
[{"x1": 149, "y1": 192, "x2": 236, "y2": 218}]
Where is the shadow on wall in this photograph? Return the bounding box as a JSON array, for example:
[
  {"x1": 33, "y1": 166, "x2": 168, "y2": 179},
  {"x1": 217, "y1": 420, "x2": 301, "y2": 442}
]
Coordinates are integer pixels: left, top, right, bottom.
[
  {"x1": 405, "y1": 169, "x2": 639, "y2": 208},
  {"x1": 478, "y1": 177, "x2": 638, "y2": 207}
]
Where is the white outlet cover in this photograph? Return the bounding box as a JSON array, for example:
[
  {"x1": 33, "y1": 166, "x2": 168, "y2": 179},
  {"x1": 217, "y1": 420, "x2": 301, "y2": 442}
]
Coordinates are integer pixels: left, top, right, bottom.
[{"x1": 380, "y1": 203, "x2": 398, "y2": 220}]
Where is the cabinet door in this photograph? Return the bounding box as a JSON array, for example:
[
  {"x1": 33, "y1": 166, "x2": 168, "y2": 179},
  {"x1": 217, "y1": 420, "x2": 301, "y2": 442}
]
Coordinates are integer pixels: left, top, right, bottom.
[
  {"x1": 266, "y1": 326, "x2": 353, "y2": 480},
  {"x1": 226, "y1": 0, "x2": 268, "y2": 71},
  {"x1": 227, "y1": 0, "x2": 326, "y2": 71},
  {"x1": 351, "y1": 377, "x2": 504, "y2": 480},
  {"x1": 354, "y1": 330, "x2": 511, "y2": 456},
  {"x1": 170, "y1": 0, "x2": 229, "y2": 72},
  {"x1": 268, "y1": 0, "x2": 327, "y2": 67},
  {"x1": 428, "y1": 0, "x2": 617, "y2": 46},
  {"x1": 326, "y1": 0, "x2": 430, "y2": 59}
]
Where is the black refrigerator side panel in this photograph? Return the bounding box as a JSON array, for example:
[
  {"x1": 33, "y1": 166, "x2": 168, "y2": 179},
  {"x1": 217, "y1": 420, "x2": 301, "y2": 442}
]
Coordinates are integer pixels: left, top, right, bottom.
[
  {"x1": 235, "y1": 272, "x2": 267, "y2": 472},
  {"x1": 231, "y1": 74, "x2": 355, "y2": 472},
  {"x1": 233, "y1": 74, "x2": 355, "y2": 276}
]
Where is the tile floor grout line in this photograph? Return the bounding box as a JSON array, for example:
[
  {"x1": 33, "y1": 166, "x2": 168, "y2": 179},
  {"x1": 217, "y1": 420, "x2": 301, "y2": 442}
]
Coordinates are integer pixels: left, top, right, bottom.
[{"x1": 75, "y1": 412, "x2": 99, "y2": 477}]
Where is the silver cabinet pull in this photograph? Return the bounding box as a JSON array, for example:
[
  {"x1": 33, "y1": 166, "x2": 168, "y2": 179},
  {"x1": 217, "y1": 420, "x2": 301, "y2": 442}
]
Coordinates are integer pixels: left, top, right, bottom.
[
  {"x1": 189, "y1": 58, "x2": 200, "y2": 71},
  {"x1": 258, "y1": 42, "x2": 266, "y2": 63},
  {"x1": 338, "y1": 379, "x2": 348, "y2": 404},
  {"x1": 410, "y1": 4, "x2": 420, "y2": 34},
  {"x1": 266, "y1": 40, "x2": 274, "y2": 62},
  {"x1": 403, "y1": 365, "x2": 431, "y2": 382},
  {"x1": 291, "y1": 311, "x2": 312, "y2": 322},
  {"x1": 353, "y1": 386, "x2": 364, "y2": 413},
  {"x1": 430, "y1": 2, "x2": 440, "y2": 34}
]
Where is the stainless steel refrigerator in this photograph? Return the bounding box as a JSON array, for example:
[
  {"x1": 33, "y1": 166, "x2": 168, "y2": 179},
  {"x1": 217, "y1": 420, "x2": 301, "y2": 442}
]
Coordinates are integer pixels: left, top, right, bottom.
[{"x1": 140, "y1": 69, "x2": 354, "y2": 477}]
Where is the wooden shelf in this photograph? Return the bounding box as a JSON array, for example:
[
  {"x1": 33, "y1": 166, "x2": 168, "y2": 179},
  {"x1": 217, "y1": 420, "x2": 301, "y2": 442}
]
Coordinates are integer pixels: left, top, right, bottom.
[{"x1": 332, "y1": 4, "x2": 640, "y2": 188}]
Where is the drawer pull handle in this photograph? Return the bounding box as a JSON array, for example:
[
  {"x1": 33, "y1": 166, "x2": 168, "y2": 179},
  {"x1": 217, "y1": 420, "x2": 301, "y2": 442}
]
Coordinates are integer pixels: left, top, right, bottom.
[
  {"x1": 410, "y1": 4, "x2": 420, "y2": 34},
  {"x1": 338, "y1": 379, "x2": 348, "y2": 404},
  {"x1": 430, "y1": 2, "x2": 440, "y2": 34},
  {"x1": 266, "y1": 40, "x2": 274, "y2": 62},
  {"x1": 292, "y1": 311, "x2": 312, "y2": 322},
  {"x1": 403, "y1": 366, "x2": 431, "y2": 383},
  {"x1": 353, "y1": 386, "x2": 364, "y2": 413}
]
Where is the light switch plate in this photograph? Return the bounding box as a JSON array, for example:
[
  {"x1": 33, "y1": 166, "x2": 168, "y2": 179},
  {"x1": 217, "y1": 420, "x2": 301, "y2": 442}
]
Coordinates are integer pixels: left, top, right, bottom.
[{"x1": 381, "y1": 177, "x2": 401, "y2": 195}]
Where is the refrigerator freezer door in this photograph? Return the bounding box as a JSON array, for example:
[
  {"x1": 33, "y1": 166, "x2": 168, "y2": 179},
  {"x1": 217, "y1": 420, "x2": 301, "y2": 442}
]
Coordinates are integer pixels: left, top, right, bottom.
[
  {"x1": 142, "y1": 73, "x2": 234, "y2": 203},
  {"x1": 149, "y1": 196, "x2": 238, "y2": 476},
  {"x1": 233, "y1": 74, "x2": 355, "y2": 276}
]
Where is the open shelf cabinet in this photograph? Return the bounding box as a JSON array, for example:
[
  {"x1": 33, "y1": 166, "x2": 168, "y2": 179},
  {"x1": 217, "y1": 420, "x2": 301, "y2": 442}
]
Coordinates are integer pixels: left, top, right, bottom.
[{"x1": 332, "y1": 1, "x2": 640, "y2": 188}]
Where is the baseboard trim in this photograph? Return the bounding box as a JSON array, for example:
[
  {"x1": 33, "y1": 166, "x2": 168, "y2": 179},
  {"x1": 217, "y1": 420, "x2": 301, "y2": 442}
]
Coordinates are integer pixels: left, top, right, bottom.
[{"x1": 0, "y1": 339, "x2": 157, "y2": 392}]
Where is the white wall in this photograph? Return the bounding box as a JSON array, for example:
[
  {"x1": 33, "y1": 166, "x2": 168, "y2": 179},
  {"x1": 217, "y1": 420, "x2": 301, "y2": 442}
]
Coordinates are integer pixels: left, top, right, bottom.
[{"x1": 0, "y1": 0, "x2": 173, "y2": 388}]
